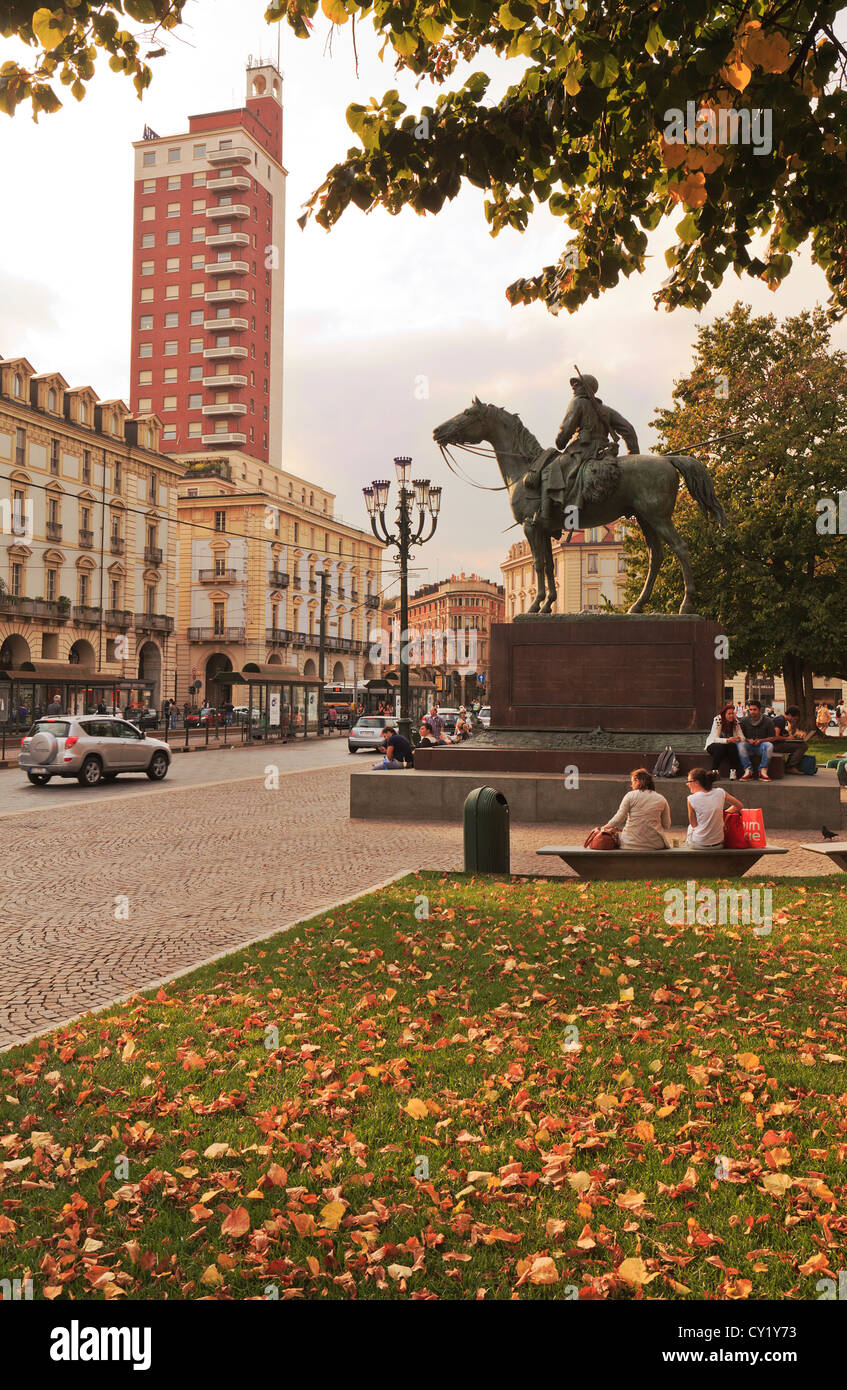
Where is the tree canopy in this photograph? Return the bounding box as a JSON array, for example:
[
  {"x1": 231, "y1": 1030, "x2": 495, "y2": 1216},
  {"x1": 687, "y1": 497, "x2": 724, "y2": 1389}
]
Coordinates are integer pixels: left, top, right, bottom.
[
  {"x1": 621, "y1": 301, "x2": 847, "y2": 722},
  {"x1": 0, "y1": 2, "x2": 187, "y2": 117},
  {"x1": 264, "y1": 0, "x2": 847, "y2": 320}
]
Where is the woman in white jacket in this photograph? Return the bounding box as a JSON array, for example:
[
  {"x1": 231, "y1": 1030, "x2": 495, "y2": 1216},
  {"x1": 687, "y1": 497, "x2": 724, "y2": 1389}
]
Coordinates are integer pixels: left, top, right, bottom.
[{"x1": 705, "y1": 702, "x2": 745, "y2": 779}]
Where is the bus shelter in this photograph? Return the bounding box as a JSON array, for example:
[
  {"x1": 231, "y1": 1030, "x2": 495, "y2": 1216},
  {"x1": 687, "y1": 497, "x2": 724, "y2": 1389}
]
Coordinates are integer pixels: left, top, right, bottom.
[
  {"x1": 210, "y1": 664, "x2": 322, "y2": 741},
  {"x1": 0, "y1": 662, "x2": 155, "y2": 728}
]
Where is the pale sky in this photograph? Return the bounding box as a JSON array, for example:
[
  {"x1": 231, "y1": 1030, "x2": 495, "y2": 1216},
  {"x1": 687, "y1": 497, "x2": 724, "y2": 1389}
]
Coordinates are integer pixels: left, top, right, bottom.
[{"x1": 2, "y1": 0, "x2": 844, "y2": 587}]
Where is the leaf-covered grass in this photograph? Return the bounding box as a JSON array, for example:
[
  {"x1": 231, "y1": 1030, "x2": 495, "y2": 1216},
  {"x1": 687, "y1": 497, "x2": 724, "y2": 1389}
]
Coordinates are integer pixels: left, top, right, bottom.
[{"x1": 1, "y1": 872, "x2": 847, "y2": 1301}]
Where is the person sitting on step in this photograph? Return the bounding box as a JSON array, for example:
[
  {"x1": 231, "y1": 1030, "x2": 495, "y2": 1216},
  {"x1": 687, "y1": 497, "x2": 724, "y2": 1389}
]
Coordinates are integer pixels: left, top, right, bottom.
[
  {"x1": 738, "y1": 701, "x2": 776, "y2": 781},
  {"x1": 705, "y1": 701, "x2": 745, "y2": 779}
]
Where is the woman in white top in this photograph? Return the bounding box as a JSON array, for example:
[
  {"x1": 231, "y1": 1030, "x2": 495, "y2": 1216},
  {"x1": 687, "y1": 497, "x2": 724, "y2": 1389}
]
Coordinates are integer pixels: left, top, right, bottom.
[
  {"x1": 601, "y1": 768, "x2": 672, "y2": 849},
  {"x1": 705, "y1": 702, "x2": 746, "y2": 779},
  {"x1": 686, "y1": 767, "x2": 744, "y2": 847}
]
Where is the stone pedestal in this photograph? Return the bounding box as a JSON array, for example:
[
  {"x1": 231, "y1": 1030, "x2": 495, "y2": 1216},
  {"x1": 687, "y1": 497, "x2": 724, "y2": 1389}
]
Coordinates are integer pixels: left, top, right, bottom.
[{"x1": 492, "y1": 613, "x2": 724, "y2": 732}]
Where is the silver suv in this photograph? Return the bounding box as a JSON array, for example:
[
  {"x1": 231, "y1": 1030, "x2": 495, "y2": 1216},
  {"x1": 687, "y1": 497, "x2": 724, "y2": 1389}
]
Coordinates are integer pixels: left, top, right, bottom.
[
  {"x1": 20, "y1": 716, "x2": 172, "y2": 787},
  {"x1": 348, "y1": 715, "x2": 398, "y2": 753}
]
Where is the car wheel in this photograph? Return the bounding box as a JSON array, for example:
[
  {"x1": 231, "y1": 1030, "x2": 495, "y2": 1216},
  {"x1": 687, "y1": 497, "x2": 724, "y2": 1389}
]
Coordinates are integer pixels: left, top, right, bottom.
[
  {"x1": 78, "y1": 756, "x2": 103, "y2": 787},
  {"x1": 146, "y1": 751, "x2": 169, "y2": 781},
  {"x1": 26, "y1": 770, "x2": 51, "y2": 785},
  {"x1": 348, "y1": 745, "x2": 357, "y2": 753}
]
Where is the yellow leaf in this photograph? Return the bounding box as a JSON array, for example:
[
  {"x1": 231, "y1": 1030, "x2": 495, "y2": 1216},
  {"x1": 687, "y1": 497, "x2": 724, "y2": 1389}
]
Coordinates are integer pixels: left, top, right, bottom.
[
  {"x1": 564, "y1": 69, "x2": 581, "y2": 97},
  {"x1": 743, "y1": 29, "x2": 792, "y2": 73},
  {"x1": 736, "y1": 1052, "x2": 761, "y2": 1071},
  {"x1": 634, "y1": 1121, "x2": 655, "y2": 1143},
  {"x1": 31, "y1": 8, "x2": 74, "y2": 53},
  {"x1": 762, "y1": 1173, "x2": 792, "y2": 1194},
  {"x1": 619, "y1": 987, "x2": 634, "y2": 1002},
  {"x1": 121, "y1": 1039, "x2": 137, "y2": 1062},
  {"x1": 319, "y1": 1200, "x2": 346, "y2": 1230},
  {"x1": 722, "y1": 59, "x2": 752, "y2": 91},
  {"x1": 405, "y1": 1098, "x2": 428, "y2": 1120},
  {"x1": 618, "y1": 1256, "x2": 649, "y2": 1287},
  {"x1": 200, "y1": 1263, "x2": 222, "y2": 1286},
  {"x1": 567, "y1": 1171, "x2": 591, "y2": 1192},
  {"x1": 528, "y1": 1256, "x2": 558, "y2": 1285}
]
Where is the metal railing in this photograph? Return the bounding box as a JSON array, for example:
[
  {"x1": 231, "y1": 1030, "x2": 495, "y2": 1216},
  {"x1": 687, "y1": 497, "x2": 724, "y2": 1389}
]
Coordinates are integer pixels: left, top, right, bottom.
[
  {"x1": 198, "y1": 568, "x2": 236, "y2": 583},
  {"x1": 187, "y1": 626, "x2": 246, "y2": 641},
  {"x1": 144, "y1": 546, "x2": 163, "y2": 565}
]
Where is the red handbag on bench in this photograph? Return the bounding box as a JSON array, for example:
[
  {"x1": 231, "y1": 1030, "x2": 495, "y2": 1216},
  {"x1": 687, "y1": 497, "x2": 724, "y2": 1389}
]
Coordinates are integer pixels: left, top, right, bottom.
[
  {"x1": 723, "y1": 808, "x2": 747, "y2": 849},
  {"x1": 584, "y1": 827, "x2": 621, "y2": 851}
]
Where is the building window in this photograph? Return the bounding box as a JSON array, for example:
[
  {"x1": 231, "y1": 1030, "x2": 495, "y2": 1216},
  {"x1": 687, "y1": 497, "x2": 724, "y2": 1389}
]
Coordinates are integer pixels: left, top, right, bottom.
[
  {"x1": 168, "y1": 147, "x2": 181, "y2": 162},
  {"x1": 79, "y1": 572, "x2": 89, "y2": 605},
  {"x1": 146, "y1": 583, "x2": 156, "y2": 614},
  {"x1": 188, "y1": 421, "x2": 202, "y2": 437},
  {"x1": 162, "y1": 425, "x2": 177, "y2": 440},
  {"x1": 167, "y1": 174, "x2": 181, "y2": 188},
  {"x1": 141, "y1": 206, "x2": 155, "y2": 222},
  {"x1": 142, "y1": 150, "x2": 156, "y2": 166},
  {"x1": 141, "y1": 259, "x2": 154, "y2": 275},
  {"x1": 213, "y1": 601, "x2": 225, "y2": 634},
  {"x1": 140, "y1": 287, "x2": 154, "y2": 303},
  {"x1": 138, "y1": 397, "x2": 152, "y2": 413},
  {"x1": 142, "y1": 179, "x2": 156, "y2": 192},
  {"x1": 110, "y1": 578, "x2": 120, "y2": 610},
  {"x1": 166, "y1": 257, "x2": 180, "y2": 272},
  {"x1": 192, "y1": 171, "x2": 206, "y2": 187},
  {"x1": 164, "y1": 341, "x2": 178, "y2": 355},
  {"x1": 192, "y1": 199, "x2": 206, "y2": 213},
  {"x1": 189, "y1": 339, "x2": 203, "y2": 353},
  {"x1": 192, "y1": 226, "x2": 205, "y2": 241},
  {"x1": 189, "y1": 365, "x2": 202, "y2": 381},
  {"x1": 188, "y1": 394, "x2": 202, "y2": 409},
  {"x1": 82, "y1": 450, "x2": 91, "y2": 484},
  {"x1": 191, "y1": 254, "x2": 205, "y2": 270},
  {"x1": 163, "y1": 396, "x2": 177, "y2": 411},
  {"x1": 114, "y1": 460, "x2": 122, "y2": 492},
  {"x1": 166, "y1": 230, "x2": 180, "y2": 245},
  {"x1": 587, "y1": 553, "x2": 598, "y2": 574},
  {"x1": 140, "y1": 314, "x2": 154, "y2": 330},
  {"x1": 193, "y1": 143, "x2": 206, "y2": 158},
  {"x1": 167, "y1": 202, "x2": 179, "y2": 218},
  {"x1": 50, "y1": 439, "x2": 60, "y2": 474},
  {"x1": 138, "y1": 370, "x2": 153, "y2": 385},
  {"x1": 164, "y1": 368, "x2": 178, "y2": 382},
  {"x1": 165, "y1": 312, "x2": 179, "y2": 327},
  {"x1": 214, "y1": 510, "x2": 226, "y2": 532}
]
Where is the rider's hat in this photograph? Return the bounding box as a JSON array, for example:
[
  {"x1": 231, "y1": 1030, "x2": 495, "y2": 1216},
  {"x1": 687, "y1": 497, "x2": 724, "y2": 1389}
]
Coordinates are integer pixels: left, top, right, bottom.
[{"x1": 570, "y1": 372, "x2": 598, "y2": 394}]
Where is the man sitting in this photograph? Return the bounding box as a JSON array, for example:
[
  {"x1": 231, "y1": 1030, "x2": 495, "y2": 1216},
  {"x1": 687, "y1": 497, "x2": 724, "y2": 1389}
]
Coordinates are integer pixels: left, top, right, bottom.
[
  {"x1": 772, "y1": 705, "x2": 809, "y2": 774},
  {"x1": 738, "y1": 700, "x2": 776, "y2": 781},
  {"x1": 372, "y1": 725, "x2": 414, "y2": 770}
]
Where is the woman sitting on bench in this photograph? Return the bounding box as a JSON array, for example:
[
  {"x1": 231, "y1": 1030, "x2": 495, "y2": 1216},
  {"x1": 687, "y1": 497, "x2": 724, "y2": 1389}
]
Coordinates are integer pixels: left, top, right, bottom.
[
  {"x1": 601, "y1": 768, "x2": 672, "y2": 848},
  {"x1": 686, "y1": 767, "x2": 744, "y2": 847}
]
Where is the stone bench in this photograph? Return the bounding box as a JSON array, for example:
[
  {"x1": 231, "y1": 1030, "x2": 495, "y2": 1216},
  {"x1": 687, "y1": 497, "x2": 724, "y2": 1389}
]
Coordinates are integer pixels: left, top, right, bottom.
[
  {"x1": 536, "y1": 845, "x2": 788, "y2": 880},
  {"x1": 799, "y1": 842, "x2": 847, "y2": 871}
]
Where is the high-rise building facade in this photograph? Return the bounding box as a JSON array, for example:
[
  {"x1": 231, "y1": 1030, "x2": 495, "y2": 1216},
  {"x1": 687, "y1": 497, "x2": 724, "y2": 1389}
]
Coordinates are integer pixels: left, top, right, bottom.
[{"x1": 129, "y1": 60, "x2": 285, "y2": 467}]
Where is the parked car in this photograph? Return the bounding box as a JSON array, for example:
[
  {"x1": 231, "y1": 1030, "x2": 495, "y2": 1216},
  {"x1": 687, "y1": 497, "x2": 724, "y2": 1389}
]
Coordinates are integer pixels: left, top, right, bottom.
[
  {"x1": 478, "y1": 706, "x2": 491, "y2": 729},
  {"x1": 20, "y1": 716, "x2": 171, "y2": 787},
  {"x1": 348, "y1": 714, "x2": 398, "y2": 753},
  {"x1": 185, "y1": 709, "x2": 225, "y2": 728},
  {"x1": 232, "y1": 706, "x2": 262, "y2": 724}
]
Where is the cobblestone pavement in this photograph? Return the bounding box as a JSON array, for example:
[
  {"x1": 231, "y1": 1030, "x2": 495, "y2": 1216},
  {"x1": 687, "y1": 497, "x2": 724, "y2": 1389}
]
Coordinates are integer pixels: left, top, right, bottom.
[{"x1": 0, "y1": 762, "x2": 842, "y2": 1051}]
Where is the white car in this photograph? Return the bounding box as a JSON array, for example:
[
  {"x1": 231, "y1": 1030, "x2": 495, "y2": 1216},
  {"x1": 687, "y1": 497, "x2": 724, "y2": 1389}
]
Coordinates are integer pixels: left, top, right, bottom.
[
  {"x1": 348, "y1": 715, "x2": 398, "y2": 753},
  {"x1": 478, "y1": 706, "x2": 491, "y2": 729}
]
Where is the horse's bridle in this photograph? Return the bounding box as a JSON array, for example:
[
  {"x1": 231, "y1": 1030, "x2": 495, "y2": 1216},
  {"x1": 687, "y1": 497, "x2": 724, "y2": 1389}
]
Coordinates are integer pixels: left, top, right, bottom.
[{"x1": 437, "y1": 440, "x2": 513, "y2": 492}]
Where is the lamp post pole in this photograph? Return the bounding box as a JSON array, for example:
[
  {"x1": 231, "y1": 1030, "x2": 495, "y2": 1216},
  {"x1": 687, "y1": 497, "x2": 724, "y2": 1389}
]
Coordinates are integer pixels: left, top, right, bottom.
[{"x1": 364, "y1": 460, "x2": 442, "y2": 745}]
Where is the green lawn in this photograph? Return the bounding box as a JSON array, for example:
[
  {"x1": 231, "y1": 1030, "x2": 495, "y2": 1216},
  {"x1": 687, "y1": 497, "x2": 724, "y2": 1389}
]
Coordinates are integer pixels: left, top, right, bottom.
[{"x1": 1, "y1": 872, "x2": 846, "y2": 1301}]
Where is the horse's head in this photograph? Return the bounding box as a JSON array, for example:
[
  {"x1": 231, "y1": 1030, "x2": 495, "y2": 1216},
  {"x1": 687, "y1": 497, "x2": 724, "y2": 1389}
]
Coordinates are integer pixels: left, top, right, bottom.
[{"x1": 432, "y1": 396, "x2": 490, "y2": 447}]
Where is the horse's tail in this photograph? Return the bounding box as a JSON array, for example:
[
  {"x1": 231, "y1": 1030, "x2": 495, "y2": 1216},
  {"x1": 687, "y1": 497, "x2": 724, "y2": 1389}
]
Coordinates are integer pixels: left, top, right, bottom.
[{"x1": 668, "y1": 454, "x2": 726, "y2": 527}]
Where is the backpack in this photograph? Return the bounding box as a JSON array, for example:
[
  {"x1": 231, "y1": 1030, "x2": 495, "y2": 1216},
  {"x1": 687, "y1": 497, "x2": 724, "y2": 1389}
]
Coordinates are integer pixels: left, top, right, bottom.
[
  {"x1": 653, "y1": 745, "x2": 680, "y2": 778},
  {"x1": 800, "y1": 754, "x2": 818, "y2": 776}
]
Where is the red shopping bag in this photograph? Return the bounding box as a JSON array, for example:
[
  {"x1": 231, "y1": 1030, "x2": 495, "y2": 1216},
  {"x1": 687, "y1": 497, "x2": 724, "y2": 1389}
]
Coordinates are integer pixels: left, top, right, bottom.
[
  {"x1": 741, "y1": 807, "x2": 766, "y2": 848},
  {"x1": 723, "y1": 809, "x2": 747, "y2": 848}
]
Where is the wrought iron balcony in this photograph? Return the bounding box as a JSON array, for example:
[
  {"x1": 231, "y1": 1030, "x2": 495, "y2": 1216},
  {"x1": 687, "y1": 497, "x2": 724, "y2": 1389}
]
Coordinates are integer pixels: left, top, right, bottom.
[
  {"x1": 144, "y1": 545, "x2": 163, "y2": 565},
  {"x1": 188, "y1": 626, "x2": 246, "y2": 641},
  {"x1": 365, "y1": 594, "x2": 380, "y2": 609},
  {"x1": 268, "y1": 570, "x2": 289, "y2": 588},
  {"x1": 134, "y1": 612, "x2": 174, "y2": 632},
  {"x1": 110, "y1": 536, "x2": 125, "y2": 555},
  {"x1": 0, "y1": 596, "x2": 68, "y2": 620},
  {"x1": 78, "y1": 528, "x2": 94, "y2": 548},
  {"x1": 73, "y1": 604, "x2": 101, "y2": 624},
  {"x1": 266, "y1": 627, "x2": 293, "y2": 645},
  {"x1": 198, "y1": 568, "x2": 236, "y2": 583},
  {"x1": 106, "y1": 609, "x2": 134, "y2": 629},
  {"x1": 46, "y1": 521, "x2": 62, "y2": 540}
]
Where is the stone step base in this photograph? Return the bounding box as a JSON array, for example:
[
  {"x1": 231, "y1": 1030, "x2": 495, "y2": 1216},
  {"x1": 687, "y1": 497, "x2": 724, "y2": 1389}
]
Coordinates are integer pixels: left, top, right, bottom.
[{"x1": 350, "y1": 769, "x2": 840, "y2": 828}]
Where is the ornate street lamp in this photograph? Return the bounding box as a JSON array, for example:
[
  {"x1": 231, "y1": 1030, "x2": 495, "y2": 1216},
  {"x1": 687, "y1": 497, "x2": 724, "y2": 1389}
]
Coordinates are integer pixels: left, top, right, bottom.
[{"x1": 364, "y1": 459, "x2": 441, "y2": 743}]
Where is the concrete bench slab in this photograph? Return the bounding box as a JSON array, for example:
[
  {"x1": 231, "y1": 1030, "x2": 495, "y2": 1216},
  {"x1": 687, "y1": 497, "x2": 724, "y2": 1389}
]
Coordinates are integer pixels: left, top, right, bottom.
[
  {"x1": 536, "y1": 845, "x2": 788, "y2": 880},
  {"x1": 799, "y1": 842, "x2": 847, "y2": 871}
]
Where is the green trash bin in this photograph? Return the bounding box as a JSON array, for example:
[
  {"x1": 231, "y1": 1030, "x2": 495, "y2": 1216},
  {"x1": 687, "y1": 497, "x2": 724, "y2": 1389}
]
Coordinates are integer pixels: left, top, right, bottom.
[{"x1": 464, "y1": 786, "x2": 510, "y2": 875}]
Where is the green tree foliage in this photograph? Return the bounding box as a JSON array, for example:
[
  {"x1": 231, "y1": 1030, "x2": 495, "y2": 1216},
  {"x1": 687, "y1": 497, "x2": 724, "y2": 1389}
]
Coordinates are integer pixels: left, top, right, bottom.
[
  {"x1": 266, "y1": 0, "x2": 847, "y2": 318},
  {"x1": 0, "y1": 2, "x2": 187, "y2": 117},
  {"x1": 622, "y1": 302, "x2": 847, "y2": 723}
]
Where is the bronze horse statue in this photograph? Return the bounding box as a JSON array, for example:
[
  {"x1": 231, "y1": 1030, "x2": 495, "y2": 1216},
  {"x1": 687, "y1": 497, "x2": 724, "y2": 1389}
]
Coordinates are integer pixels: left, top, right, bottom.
[{"x1": 433, "y1": 398, "x2": 725, "y2": 614}]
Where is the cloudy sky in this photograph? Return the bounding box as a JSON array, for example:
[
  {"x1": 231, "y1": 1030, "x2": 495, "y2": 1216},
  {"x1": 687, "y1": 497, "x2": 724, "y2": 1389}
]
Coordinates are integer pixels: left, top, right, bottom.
[{"x1": 1, "y1": 0, "x2": 844, "y2": 586}]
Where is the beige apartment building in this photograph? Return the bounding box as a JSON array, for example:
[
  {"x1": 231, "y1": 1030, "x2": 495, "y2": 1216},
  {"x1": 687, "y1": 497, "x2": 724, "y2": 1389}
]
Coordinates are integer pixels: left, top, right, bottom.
[
  {"x1": 0, "y1": 354, "x2": 180, "y2": 718},
  {"x1": 502, "y1": 525, "x2": 628, "y2": 617},
  {"x1": 176, "y1": 453, "x2": 383, "y2": 707}
]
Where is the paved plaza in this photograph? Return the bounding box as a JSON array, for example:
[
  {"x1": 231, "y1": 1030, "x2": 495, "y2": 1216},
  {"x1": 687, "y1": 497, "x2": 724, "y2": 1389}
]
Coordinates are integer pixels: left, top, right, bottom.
[{"x1": 0, "y1": 750, "x2": 843, "y2": 1051}]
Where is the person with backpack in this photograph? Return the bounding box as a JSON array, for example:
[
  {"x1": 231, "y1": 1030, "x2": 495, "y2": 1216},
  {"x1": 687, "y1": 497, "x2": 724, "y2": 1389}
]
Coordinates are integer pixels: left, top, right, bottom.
[
  {"x1": 600, "y1": 768, "x2": 672, "y2": 848},
  {"x1": 685, "y1": 767, "x2": 744, "y2": 847}
]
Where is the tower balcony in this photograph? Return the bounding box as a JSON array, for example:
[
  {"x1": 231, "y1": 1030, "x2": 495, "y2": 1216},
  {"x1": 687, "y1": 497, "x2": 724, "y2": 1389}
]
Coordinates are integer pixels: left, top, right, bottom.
[
  {"x1": 207, "y1": 173, "x2": 251, "y2": 192},
  {"x1": 205, "y1": 288, "x2": 249, "y2": 305},
  {"x1": 206, "y1": 260, "x2": 249, "y2": 276},
  {"x1": 206, "y1": 231, "x2": 250, "y2": 248},
  {"x1": 207, "y1": 146, "x2": 252, "y2": 165},
  {"x1": 201, "y1": 431, "x2": 247, "y2": 447},
  {"x1": 203, "y1": 345, "x2": 248, "y2": 360},
  {"x1": 206, "y1": 204, "x2": 250, "y2": 220},
  {"x1": 202, "y1": 374, "x2": 247, "y2": 389},
  {"x1": 203, "y1": 317, "x2": 248, "y2": 332},
  {"x1": 202, "y1": 402, "x2": 248, "y2": 416}
]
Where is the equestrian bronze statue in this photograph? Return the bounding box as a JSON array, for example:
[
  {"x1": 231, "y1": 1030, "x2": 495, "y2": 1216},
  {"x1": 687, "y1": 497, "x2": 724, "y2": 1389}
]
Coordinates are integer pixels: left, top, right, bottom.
[{"x1": 433, "y1": 375, "x2": 726, "y2": 615}]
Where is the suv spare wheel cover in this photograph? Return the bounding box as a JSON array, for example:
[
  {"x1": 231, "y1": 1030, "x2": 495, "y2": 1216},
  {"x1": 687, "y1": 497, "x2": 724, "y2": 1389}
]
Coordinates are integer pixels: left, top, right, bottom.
[{"x1": 28, "y1": 732, "x2": 58, "y2": 765}]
